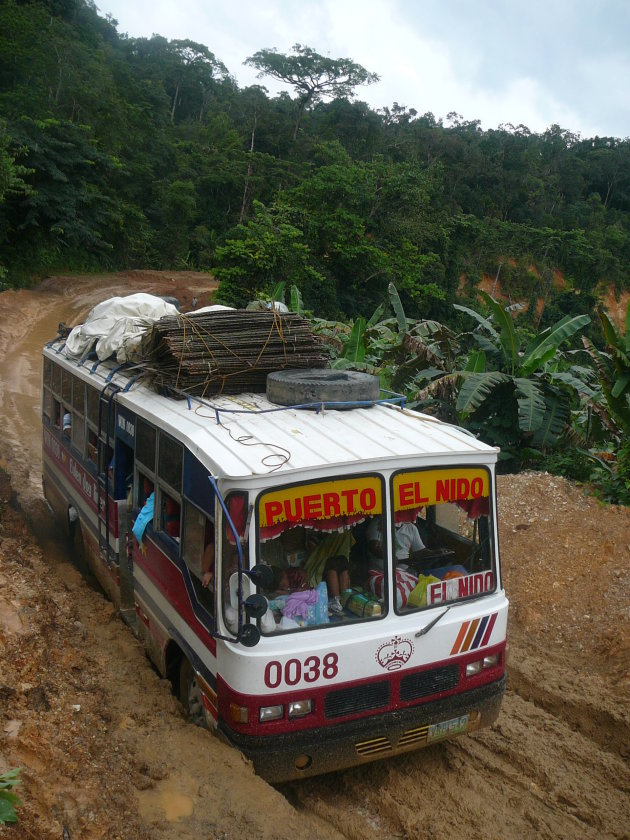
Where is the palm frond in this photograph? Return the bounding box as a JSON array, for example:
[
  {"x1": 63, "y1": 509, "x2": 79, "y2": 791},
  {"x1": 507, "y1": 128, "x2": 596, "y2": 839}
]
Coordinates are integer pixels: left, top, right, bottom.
[
  {"x1": 271, "y1": 281, "x2": 286, "y2": 304},
  {"x1": 520, "y1": 314, "x2": 591, "y2": 377},
  {"x1": 367, "y1": 302, "x2": 386, "y2": 328},
  {"x1": 531, "y1": 392, "x2": 570, "y2": 447},
  {"x1": 289, "y1": 284, "x2": 303, "y2": 315},
  {"x1": 514, "y1": 377, "x2": 546, "y2": 432},
  {"x1": 477, "y1": 290, "x2": 520, "y2": 370},
  {"x1": 388, "y1": 282, "x2": 406, "y2": 332},
  {"x1": 456, "y1": 371, "x2": 509, "y2": 416},
  {"x1": 402, "y1": 332, "x2": 444, "y2": 366},
  {"x1": 550, "y1": 370, "x2": 599, "y2": 399},
  {"x1": 453, "y1": 303, "x2": 501, "y2": 344},
  {"x1": 464, "y1": 350, "x2": 486, "y2": 372},
  {"x1": 344, "y1": 317, "x2": 366, "y2": 363}
]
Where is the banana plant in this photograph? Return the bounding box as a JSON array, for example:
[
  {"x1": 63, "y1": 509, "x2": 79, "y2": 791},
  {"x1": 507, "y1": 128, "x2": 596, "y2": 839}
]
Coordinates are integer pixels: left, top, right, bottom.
[
  {"x1": 442, "y1": 292, "x2": 591, "y2": 465},
  {"x1": 581, "y1": 299, "x2": 630, "y2": 436}
]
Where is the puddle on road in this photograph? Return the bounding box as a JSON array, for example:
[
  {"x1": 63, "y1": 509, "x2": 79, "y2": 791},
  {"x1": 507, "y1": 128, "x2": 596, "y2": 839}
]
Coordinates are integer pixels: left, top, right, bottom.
[{"x1": 137, "y1": 785, "x2": 196, "y2": 823}]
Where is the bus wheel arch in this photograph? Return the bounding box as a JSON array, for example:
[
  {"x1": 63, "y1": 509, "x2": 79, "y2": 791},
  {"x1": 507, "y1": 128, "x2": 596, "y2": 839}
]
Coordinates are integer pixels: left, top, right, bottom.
[
  {"x1": 165, "y1": 642, "x2": 207, "y2": 729},
  {"x1": 67, "y1": 505, "x2": 84, "y2": 561},
  {"x1": 178, "y1": 657, "x2": 206, "y2": 728}
]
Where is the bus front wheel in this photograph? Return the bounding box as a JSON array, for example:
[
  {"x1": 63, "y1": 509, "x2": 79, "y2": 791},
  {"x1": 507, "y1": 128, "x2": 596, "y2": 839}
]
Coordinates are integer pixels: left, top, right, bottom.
[{"x1": 178, "y1": 658, "x2": 206, "y2": 728}]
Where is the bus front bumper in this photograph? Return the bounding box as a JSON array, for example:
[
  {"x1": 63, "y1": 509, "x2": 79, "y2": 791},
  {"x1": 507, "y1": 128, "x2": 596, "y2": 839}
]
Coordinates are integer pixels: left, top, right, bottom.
[{"x1": 219, "y1": 675, "x2": 506, "y2": 784}]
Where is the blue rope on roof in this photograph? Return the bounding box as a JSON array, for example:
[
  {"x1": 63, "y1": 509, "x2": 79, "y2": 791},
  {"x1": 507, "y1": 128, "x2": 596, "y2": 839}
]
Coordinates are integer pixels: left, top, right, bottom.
[{"x1": 211, "y1": 395, "x2": 406, "y2": 425}]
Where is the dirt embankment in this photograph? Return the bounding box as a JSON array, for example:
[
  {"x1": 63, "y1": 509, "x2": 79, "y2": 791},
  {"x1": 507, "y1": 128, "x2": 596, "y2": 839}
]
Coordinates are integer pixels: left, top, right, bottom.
[{"x1": 0, "y1": 273, "x2": 629, "y2": 840}]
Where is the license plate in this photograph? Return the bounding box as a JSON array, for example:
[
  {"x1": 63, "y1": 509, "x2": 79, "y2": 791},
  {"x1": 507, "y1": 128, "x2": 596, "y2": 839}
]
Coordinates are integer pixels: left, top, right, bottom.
[{"x1": 427, "y1": 714, "x2": 470, "y2": 743}]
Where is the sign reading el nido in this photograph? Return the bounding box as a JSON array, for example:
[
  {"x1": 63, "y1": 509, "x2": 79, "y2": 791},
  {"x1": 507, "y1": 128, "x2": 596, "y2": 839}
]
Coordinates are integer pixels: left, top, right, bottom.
[
  {"x1": 393, "y1": 468, "x2": 489, "y2": 511},
  {"x1": 260, "y1": 477, "x2": 383, "y2": 527}
]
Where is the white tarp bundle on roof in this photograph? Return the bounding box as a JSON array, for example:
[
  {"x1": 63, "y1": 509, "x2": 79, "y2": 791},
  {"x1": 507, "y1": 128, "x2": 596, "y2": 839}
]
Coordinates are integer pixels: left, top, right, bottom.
[{"x1": 64, "y1": 293, "x2": 180, "y2": 362}]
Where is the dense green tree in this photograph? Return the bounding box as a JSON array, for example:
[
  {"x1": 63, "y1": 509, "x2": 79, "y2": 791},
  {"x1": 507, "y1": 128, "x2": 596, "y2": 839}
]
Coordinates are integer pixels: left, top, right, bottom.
[
  {"x1": 0, "y1": 117, "x2": 122, "y2": 277},
  {"x1": 245, "y1": 44, "x2": 379, "y2": 139},
  {"x1": 212, "y1": 201, "x2": 333, "y2": 309}
]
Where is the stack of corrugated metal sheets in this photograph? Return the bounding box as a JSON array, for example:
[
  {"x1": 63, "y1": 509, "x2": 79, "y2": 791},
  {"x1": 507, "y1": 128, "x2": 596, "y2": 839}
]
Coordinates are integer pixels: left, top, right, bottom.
[{"x1": 142, "y1": 309, "x2": 328, "y2": 396}]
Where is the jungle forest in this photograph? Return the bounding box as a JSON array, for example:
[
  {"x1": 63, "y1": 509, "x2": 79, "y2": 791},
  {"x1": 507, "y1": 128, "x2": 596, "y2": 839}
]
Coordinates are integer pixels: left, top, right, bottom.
[{"x1": 1, "y1": 0, "x2": 629, "y2": 499}]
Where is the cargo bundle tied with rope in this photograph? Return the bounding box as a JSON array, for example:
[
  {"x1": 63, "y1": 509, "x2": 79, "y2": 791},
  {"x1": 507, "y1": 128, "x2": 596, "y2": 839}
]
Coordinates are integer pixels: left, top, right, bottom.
[{"x1": 141, "y1": 309, "x2": 328, "y2": 397}]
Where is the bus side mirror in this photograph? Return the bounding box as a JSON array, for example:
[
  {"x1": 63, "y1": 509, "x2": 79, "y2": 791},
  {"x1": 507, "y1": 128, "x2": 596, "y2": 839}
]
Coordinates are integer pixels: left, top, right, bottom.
[
  {"x1": 239, "y1": 624, "x2": 261, "y2": 647},
  {"x1": 244, "y1": 593, "x2": 268, "y2": 619},
  {"x1": 246, "y1": 563, "x2": 274, "y2": 590}
]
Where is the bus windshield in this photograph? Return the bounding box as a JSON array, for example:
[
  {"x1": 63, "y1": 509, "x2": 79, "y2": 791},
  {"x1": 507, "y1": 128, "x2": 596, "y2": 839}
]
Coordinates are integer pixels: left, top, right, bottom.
[
  {"x1": 391, "y1": 467, "x2": 496, "y2": 612},
  {"x1": 248, "y1": 466, "x2": 496, "y2": 633},
  {"x1": 256, "y1": 475, "x2": 386, "y2": 632}
]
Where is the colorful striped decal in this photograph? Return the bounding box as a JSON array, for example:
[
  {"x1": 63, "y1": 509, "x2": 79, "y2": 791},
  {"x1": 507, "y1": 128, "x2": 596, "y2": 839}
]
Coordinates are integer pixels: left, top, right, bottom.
[{"x1": 450, "y1": 612, "x2": 497, "y2": 655}]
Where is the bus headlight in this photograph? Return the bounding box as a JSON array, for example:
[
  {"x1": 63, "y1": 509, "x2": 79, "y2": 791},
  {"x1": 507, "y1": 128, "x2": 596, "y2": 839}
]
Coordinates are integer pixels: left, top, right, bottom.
[
  {"x1": 259, "y1": 704, "x2": 284, "y2": 722},
  {"x1": 288, "y1": 699, "x2": 313, "y2": 719},
  {"x1": 466, "y1": 652, "x2": 500, "y2": 677}
]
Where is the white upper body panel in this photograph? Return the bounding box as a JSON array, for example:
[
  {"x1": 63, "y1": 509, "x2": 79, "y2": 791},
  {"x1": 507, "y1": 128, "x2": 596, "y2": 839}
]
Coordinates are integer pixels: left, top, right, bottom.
[{"x1": 44, "y1": 343, "x2": 498, "y2": 483}]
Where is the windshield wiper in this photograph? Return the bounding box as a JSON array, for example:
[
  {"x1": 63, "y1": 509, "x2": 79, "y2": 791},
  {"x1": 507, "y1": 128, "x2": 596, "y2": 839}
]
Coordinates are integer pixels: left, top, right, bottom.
[
  {"x1": 414, "y1": 591, "x2": 497, "y2": 638},
  {"x1": 415, "y1": 605, "x2": 451, "y2": 637}
]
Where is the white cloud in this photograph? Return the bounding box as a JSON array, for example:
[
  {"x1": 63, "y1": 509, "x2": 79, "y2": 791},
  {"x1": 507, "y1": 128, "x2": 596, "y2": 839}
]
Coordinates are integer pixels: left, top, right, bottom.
[{"x1": 98, "y1": 0, "x2": 630, "y2": 138}]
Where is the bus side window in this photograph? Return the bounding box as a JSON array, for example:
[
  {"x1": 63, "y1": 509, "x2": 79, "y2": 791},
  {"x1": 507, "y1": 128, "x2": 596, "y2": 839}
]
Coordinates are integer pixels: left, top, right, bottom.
[
  {"x1": 162, "y1": 494, "x2": 181, "y2": 541},
  {"x1": 138, "y1": 475, "x2": 154, "y2": 507},
  {"x1": 182, "y1": 504, "x2": 214, "y2": 617},
  {"x1": 87, "y1": 431, "x2": 98, "y2": 464}
]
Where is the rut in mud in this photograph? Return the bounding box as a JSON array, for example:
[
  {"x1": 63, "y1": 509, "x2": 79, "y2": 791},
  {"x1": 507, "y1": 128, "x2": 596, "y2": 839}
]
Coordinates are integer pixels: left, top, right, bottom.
[{"x1": 0, "y1": 272, "x2": 629, "y2": 840}]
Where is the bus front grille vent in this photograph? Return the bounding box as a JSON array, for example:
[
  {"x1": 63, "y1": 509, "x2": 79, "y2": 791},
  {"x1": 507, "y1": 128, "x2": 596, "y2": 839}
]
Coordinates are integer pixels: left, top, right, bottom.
[
  {"x1": 399, "y1": 664, "x2": 459, "y2": 702},
  {"x1": 325, "y1": 681, "x2": 390, "y2": 719},
  {"x1": 355, "y1": 724, "x2": 431, "y2": 757},
  {"x1": 397, "y1": 724, "x2": 430, "y2": 748},
  {"x1": 355, "y1": 736, "x2": 392, "y2": 757}
]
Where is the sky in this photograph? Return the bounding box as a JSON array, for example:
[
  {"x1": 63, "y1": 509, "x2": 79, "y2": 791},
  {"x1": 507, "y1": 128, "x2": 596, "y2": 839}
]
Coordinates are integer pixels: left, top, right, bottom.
[{"x1": 97, "y1": 0, "x2": 630, "y2": 140}]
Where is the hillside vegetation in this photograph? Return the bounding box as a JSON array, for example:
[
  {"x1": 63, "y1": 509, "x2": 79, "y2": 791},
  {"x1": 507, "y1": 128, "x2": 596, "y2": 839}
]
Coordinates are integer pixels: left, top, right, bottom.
[
  {"x1": 0, "y1": 0, "x2": 629, "y2": 325},
  {"x1": 1, "y1": 1, "x2": 629, "y2": 498}
]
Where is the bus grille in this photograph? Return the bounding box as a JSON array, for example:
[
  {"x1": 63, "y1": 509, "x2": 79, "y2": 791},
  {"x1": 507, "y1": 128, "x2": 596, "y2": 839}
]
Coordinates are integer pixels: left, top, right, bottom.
[
  {"x1": 325, "y1": 681, "x2": 390, "y2": 718},
  {"x1": 355, "y1": 724, "x2": 430, "y2": 757},
  {"x1": 400, "y1": 664, "x2": 459, "y2": 701}
]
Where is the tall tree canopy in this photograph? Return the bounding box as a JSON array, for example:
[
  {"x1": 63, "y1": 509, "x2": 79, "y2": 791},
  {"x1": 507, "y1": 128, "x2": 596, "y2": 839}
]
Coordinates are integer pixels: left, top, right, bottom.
[{"x1": 245, "y1": 43, "x2": 379, "y2": 139}]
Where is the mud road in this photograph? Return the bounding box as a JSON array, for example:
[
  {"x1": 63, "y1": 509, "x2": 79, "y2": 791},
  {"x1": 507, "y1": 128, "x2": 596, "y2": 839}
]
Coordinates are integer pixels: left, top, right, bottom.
[{"x1": 0, "y1": 272, "x2": 629, "y2": 840}]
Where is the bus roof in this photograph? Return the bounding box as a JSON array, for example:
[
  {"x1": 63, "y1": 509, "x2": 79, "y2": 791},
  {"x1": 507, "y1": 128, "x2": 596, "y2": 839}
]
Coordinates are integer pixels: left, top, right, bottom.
[{"x1": 44, "y1": 344, "x2": 498, "y2": 481}]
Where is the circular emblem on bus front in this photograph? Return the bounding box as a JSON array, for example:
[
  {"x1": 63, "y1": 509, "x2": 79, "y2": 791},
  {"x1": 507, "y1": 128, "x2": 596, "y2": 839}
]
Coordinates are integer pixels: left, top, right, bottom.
[{"x1": 376, "y1": 636, "x2": 414, "y2": 671}]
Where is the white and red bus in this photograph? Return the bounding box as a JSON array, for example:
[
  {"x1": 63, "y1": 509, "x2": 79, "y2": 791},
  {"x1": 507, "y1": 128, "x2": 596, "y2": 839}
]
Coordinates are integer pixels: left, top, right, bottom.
[{"x1": 42, "y1": 324, "x2": 507, "y2": 783}]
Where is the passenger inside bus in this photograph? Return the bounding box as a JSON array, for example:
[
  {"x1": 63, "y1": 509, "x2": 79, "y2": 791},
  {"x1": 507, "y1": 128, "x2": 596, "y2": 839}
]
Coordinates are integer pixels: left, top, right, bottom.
[
  {"x1": 259, "y1": 526, "x2": 359, "y2": 622},
  {"x1": 163, "y1": 494, "x2": 181, "y2": 540},
  {"x1": 87, "y1": 431, "x2": 98, "y2": 464},
  {"x1": 181, "y1": 506, "x2": 214, "y2": 617},
  {"x1": 202, "y1": 522, "x2": 214, "y2": 589},
  {"x1": 132, "y1": 488, "x2": 154, "y2": 546}
]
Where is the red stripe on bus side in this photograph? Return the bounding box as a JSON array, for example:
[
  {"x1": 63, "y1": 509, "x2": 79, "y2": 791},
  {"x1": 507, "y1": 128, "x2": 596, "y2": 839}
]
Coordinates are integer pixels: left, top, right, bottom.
[{"x1": 480, "y1": 612, "x2": 498, "y2": 647}]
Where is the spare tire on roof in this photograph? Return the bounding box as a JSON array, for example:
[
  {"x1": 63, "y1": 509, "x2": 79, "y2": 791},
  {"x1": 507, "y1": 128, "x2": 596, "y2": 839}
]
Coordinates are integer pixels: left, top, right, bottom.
[{"x1": 267, "y1": 369, "x2": 380, "y2": 409}]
